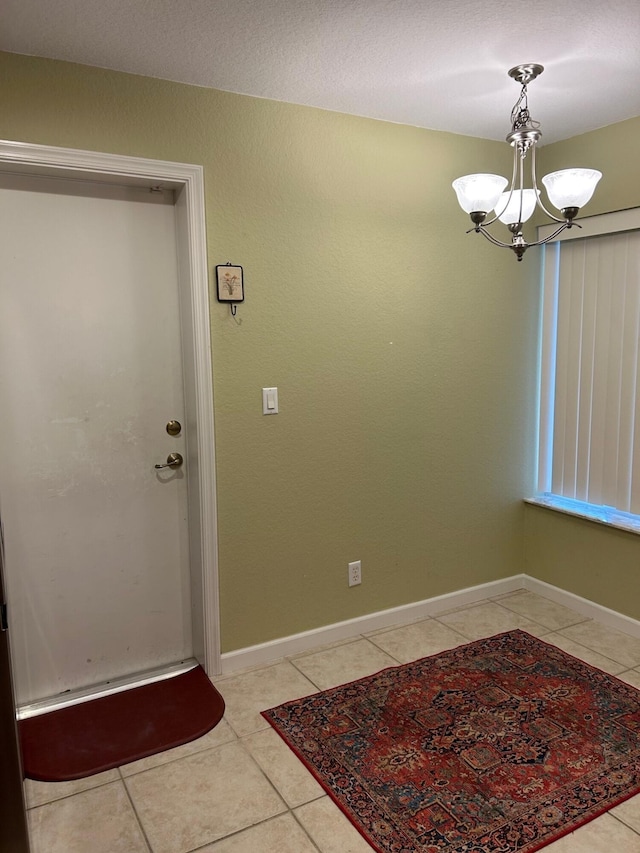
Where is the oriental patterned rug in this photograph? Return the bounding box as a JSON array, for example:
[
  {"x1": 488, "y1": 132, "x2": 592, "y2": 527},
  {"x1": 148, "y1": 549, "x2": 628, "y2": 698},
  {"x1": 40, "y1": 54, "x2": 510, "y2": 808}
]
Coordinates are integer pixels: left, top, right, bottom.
[{"x1": 263, "y1": 630, "x2": 640, "y2": 853}]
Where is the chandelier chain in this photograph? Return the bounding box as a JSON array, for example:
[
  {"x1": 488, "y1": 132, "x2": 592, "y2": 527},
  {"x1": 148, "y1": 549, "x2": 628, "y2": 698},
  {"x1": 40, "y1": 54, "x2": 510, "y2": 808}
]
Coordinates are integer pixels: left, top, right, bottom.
[{"x1": 510, "y1": 84, "x2": 540, "y2": 134}]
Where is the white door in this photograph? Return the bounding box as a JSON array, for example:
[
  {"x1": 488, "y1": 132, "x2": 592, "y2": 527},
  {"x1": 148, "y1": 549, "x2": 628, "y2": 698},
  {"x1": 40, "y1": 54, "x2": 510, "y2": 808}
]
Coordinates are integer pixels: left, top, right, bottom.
[{"x1": 0, "y1": 172, "x2": 193, "y2": 706}]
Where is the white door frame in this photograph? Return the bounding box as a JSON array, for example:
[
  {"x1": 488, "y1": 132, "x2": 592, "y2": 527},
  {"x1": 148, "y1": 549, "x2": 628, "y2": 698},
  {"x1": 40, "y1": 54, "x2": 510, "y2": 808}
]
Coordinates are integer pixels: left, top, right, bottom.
[{"x1": 0, "y1": 139, "x2": 221, "y2": 677}]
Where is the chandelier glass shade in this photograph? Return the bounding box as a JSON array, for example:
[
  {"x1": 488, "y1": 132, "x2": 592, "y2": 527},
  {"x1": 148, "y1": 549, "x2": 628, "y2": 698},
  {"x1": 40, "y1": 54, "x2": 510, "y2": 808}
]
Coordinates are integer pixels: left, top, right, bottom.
[
  {"x1": 495, "y1": 189, "x2": 539, "y2": 225},
  {"x1": 452, "y1": 64, "x2": 602, "y2": 261}
]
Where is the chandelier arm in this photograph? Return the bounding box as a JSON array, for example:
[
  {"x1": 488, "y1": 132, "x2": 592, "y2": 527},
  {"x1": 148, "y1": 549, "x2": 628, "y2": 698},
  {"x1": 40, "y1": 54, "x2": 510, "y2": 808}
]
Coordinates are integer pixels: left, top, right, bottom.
[
  {"x1": 479, "y1": 214, "x2": 502, "y2": 228},
  {"x1": 523, "y1": 222, "x2": 572, "y2": 248},
  {"x1": 530, "y1": 146, "x2": 565, "y2": 224},
  {"x1": 478, "y1": 213, "x2": 502, "y2": 228},
  {"x1": 517, "y1": 145, "x2": 525, "y2": 223},
  {"x1": 475, "y1": 226, "x2": 519, "y2": 250},
  {"x1": 526, "y1": 220, "x2": 582, "y2": 249},
  {"x1": 480, "y1": 146, "x2": 520, "y2": 228}
]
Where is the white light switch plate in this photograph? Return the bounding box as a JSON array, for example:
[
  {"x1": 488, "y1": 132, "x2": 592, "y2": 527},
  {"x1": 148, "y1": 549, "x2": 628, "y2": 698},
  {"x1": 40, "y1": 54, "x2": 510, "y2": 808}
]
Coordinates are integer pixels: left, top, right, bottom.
[{"x1": 262, "y1": 387, "x2": 278, "y2": 414}]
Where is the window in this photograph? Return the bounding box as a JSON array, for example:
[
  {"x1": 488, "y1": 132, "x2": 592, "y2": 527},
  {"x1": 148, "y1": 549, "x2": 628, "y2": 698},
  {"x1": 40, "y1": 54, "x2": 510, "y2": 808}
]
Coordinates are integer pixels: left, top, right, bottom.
[{"x1": 535, "y1": 208, "x2": 640, "y2": 528}]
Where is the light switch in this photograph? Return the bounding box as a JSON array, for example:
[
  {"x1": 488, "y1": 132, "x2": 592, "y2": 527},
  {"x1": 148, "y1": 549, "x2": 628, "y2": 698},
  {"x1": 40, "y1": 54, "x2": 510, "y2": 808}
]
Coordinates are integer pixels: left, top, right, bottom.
[{"x1": 262, "y1": 387, "x2": 278, "y2": 415}]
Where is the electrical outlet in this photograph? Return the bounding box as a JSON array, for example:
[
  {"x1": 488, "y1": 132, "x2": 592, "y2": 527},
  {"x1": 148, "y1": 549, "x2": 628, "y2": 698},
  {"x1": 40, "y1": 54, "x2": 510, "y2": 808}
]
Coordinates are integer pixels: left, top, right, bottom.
[{"x1": 348, "y1": 560, "x2": 362, "y2": 587}]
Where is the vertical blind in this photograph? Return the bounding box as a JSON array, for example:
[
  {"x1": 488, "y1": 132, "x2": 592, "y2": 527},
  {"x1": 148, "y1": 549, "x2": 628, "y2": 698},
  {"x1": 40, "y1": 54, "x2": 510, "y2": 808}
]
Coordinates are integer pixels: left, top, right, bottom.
[{"x1": 538, "y1": 229, "x2": 640, "y2": 514}]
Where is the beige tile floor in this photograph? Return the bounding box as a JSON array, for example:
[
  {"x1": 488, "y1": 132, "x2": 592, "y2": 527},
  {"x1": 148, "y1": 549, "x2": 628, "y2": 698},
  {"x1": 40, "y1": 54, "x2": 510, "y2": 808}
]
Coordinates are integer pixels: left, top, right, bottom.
[{"x1": 25, "y1": 589, "x2": 640, "y2": 852}]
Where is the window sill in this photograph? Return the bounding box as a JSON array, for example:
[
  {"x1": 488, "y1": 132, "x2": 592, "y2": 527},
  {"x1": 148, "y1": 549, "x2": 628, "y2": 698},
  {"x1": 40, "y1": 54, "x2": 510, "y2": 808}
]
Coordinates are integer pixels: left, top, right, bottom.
[{"x1": 525, "y1": 495, "x2": 640, "y2": 537}]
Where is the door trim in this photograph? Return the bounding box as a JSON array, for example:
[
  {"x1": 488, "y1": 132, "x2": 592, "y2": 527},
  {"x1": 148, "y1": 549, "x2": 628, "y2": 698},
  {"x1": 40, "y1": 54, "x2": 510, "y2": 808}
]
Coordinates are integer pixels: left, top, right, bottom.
[{"x1": 0, "y1": 139, "x2": 221, "y2": 676}]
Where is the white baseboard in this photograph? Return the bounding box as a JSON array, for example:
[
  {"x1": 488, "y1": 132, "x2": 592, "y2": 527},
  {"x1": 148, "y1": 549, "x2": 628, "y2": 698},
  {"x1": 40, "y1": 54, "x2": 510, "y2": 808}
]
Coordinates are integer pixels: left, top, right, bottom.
[
  {"x1": 219, "y1": 574, "x2": 526, "y2": 675},
  {"x1": 523, "y1": 576, "x2": 640, "y2": 639},
  {"x1": 219, "y1": 573, "x2": 640, "y2": 675}
]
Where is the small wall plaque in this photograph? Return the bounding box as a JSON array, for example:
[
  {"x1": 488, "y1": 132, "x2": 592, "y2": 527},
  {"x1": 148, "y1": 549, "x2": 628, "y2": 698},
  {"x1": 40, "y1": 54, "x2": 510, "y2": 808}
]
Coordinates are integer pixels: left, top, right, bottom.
[{"x1": 216, "y1": 263, "x2": 244, "y2": 315}]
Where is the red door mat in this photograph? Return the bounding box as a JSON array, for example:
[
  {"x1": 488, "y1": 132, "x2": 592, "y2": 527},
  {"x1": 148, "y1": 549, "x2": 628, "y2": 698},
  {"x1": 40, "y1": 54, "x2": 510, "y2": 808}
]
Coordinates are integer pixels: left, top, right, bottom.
[{"x1": 19, "y1": 664, "x2": 225, "y2": 781}]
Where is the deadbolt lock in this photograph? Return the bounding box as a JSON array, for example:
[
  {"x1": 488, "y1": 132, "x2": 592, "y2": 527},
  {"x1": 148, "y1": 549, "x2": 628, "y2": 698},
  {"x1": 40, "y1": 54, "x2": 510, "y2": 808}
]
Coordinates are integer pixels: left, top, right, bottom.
[{"x1": 166, "y1": 420, "x2": 182, "y2": 436}]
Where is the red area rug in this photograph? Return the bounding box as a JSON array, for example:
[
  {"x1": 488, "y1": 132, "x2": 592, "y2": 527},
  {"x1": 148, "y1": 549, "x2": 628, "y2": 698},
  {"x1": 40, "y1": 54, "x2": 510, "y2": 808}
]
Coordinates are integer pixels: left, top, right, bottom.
[
  {"x1": 263, "y1": 630, "x2": 640, "y2": 853},
  {"x1": 20, "y1": 664, "x2": 225, "y2": 781}
]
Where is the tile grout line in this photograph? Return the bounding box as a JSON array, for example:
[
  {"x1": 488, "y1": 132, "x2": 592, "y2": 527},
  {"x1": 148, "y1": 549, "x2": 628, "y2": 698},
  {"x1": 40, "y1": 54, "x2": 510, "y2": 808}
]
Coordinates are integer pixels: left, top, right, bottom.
[
  {"x1": 233, "y1": 735, "x2": 326, "y2": 851},
  {"x1": 119, "y1": 769, "x2": 154, "y2": 853},
  {"x1": 24, "y1": 774, "x2": 118, "y2": 810},
  {"x1": 236, "y1": 731, "x2": 290, "y2": 809},
  {"x1": 550, "y1": 629, "x2": 640, "y2": 669},
  {"x1": 117, "y1": 737, "x2": 236, "y2": 780},
  {"x1": 286, "y1": 637, "x2": 399, "y2": 688},
  {"x1": 234, "y1": 725, "x2": 338, "y2": 853},
  {"x1": 491, "y1": 597, "x2": 591, "y2": 630},
  {"x1": 287, "y1": 656, "x2": 330, "y2": 691},
  {"x1": 608, "y1": 810, "x2": 640, "y2": 838},
  {"x1": 180, "y1": 810, "x2": 325, "y2": 853},
  {"x1": 290, "y1": 805, "x2": 325, "y2": 853},
  {"x1": 429, "y1": 599, "x2": 612, "y2": 650},
  {"x1": 428, "y1": 617, "x2": 476, "y2": 645},
  {"x1": 363, "y1": 634, "x2": 410, "y2": 664},
  {"x1": 476, "y1": 597, "x2": 576, "y2": 633}
]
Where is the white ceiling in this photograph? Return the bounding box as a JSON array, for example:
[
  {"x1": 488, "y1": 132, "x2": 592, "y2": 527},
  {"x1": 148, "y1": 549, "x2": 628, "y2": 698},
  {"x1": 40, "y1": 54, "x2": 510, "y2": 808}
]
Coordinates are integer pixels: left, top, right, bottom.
[{"x1": 2, "y1": 0, "x2": 639, "y2": 144}]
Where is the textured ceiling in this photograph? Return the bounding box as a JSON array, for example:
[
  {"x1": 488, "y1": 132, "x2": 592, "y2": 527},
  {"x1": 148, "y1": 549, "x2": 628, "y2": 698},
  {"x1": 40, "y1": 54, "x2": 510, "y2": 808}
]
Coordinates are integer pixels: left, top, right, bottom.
[{"x1": 2, "y1": 0, "x2": 639, "y2": 143}]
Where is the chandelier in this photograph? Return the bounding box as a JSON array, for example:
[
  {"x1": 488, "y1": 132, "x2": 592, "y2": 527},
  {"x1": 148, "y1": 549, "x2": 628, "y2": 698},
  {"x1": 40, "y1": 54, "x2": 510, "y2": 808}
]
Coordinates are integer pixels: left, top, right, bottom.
[{"x1": 452, "y1": 64, "x2": 602, "y2": 261}]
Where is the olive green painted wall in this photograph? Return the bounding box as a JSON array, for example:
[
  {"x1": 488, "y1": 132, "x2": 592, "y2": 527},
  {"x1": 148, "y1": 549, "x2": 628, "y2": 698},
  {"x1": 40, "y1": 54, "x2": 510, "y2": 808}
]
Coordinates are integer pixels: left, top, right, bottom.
[
  {"x1": 524, "y1": 505, "x2": 640, "y2": 619},
  {"x1": 539, "y1": 116, "x2": 640, "y2": 218},
  {"x1": 0, "y1": 51, "x2": 539, "y2": 652},
  {"x1": 524, "y1": 117, "x2": 640, "y2": 621}
]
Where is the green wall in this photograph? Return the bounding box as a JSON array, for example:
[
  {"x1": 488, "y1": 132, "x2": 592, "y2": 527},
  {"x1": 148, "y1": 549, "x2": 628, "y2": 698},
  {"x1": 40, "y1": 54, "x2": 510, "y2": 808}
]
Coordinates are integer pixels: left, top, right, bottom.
[
  {"x1": 524, "y1": 505, "x2": 640, "y2": 618},
  {"x1": 539, "y1": 116, "x2": 640, "y2": 218},
  {"x1": 0, "y1": 51, "x2": 539, "y2": 652},
  {"x1": 525, "y1": 117, "x2": 640, "y2": 620}
]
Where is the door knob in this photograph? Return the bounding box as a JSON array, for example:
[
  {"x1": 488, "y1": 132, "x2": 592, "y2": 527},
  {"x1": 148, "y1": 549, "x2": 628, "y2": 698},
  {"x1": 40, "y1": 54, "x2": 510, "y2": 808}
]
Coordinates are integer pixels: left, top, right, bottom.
[{"x1": 155, "y1": 452, "x2": 183, "y2": 469}]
